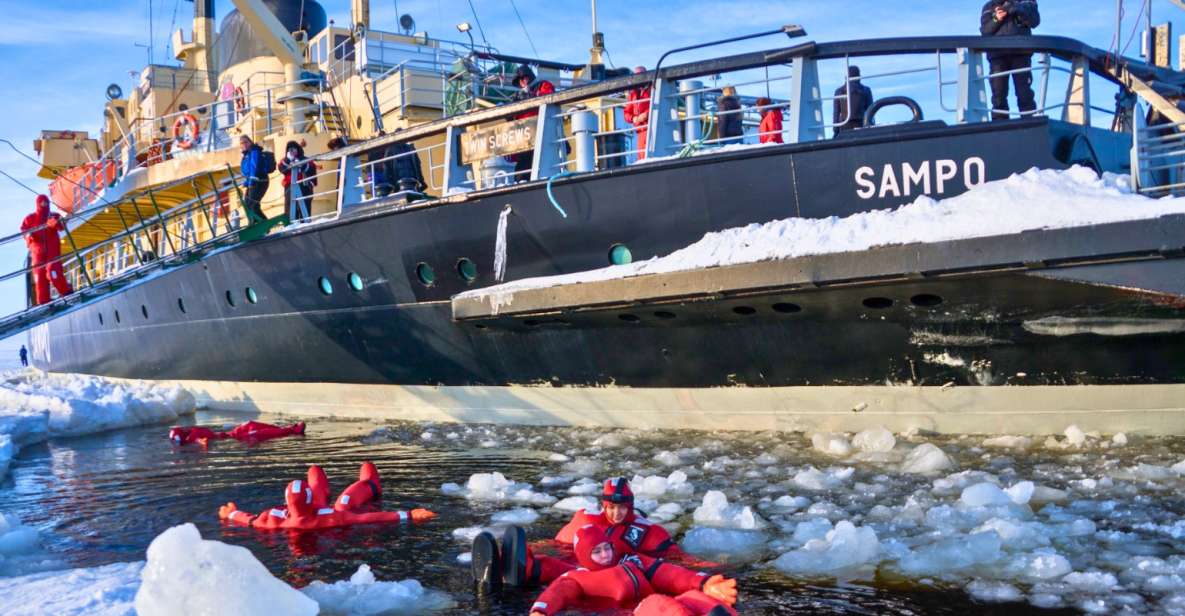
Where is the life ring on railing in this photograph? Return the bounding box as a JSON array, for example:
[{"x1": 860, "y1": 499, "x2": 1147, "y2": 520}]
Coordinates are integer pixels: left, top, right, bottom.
[
  {"x1": 172, "y1": 113, "x2": 200, "y2": 150},
  {"x1": 234, "y1": 87, "x2": 247, "y2": 114},
  {"x1": 863, "y1": 96, "x2": 925, "y2": 127}
]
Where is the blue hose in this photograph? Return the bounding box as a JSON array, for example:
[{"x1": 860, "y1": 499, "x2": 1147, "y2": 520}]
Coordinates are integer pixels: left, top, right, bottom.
[{"x1": 545, "y1": 171, "x2": 571, "y2": 218}]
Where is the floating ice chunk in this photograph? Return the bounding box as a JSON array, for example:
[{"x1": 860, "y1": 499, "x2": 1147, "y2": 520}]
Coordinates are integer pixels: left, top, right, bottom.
[
  {"x1": 653, "y1": 450, "x2": 683, "y2": 466},
  {"x1": 450, "y1": 527, "x2": 486, "y2": 543},
  {"x1": 680, "y1": 527, "x2": 768, "y2": 563},
  {"x1": 791, "y1": 518, "x2": 834, "y2": 545},
  {"x1": 539, "y1": 476, "x2": 570, "y2": 487},
  {"x1": 810, "y1": 433, "x2": 851, "y2": 457},
  {"x1": 755, "y1": 452, "x2": 779, "y2": 465},
  {"x1": 546, "y1": 452, "x2": 570, "y2": 462},
  {"x1": 567, "y1": 478, "x2": 601, "y2": 495},
  {"x1": 773, "y1": 521, "x2": 880, "y2": 575},
  {"x1": 0, "y1": 560, "x2": 143, "y2": 616},
  {"x1": 1062, "y1": 571, "x2": 1118, "y2": 590},
  {"x1": 490, "y1": 508, "x2": 539, "y2": 526},
  {"x1": 852, "y1": 427, "x2": 896, "y2": 453},
  {"x1": 1173, "y1": 460, "x2": 1185, "y2": 475},
  {"x1": 1007, "y1": 550, "x2": 1072, "y2": 581},
  {"x1": 982, "y1": 435, "x2": 1033, "y2": 450},
  {"x1": 900, "y1": 443, "x2": 954, "y2": 474},
  {"x1": 552, "y1": 496, "x2": 599, "y2": 513},
  {"x1": 1063, "y1": 425, "x2": 1087, "y2": 447},
  {"x1": 441, "y1": 473, "x2": 556, "y2": 505},
  {"x1": 960, "y1": 482, "x2": 1014, "y2": 508},
  {"x1": 135, "y1": 523, "x2": 318, "y2": 615},
  {"x1": 693, "y1": 491, "x2": 767, "y2": 530},
  {"x1": 647, "y1": 503, "x2": 684, "y2": 523},
  {"x1": 1112, "y1": 433, "x2": 1128, "y2": 446},
  {"x1": 590, "y1": 433, "x2": 624, "y2": 447},
  {"x1": 792, "y1": 466, "x2": 854, "y2": 491},
  {"x1": 456, "y1": 553, "x2": 471, "y2": 564},
  {"x1": 1030, "y1": 485, "x2": 1069, "y2": 505},
  {"x1": 897, "y1": 531, "x2": 1002, "y2": 576},
  {"x1": 974, "y1": 518, "x2": 1051, "y2": 550},
  {"x1": 771, "y1": 495, "x2": 811, "y2": 512},
  {"x1": 966, "y1": 579, "x2": 1023, "y2": 603},
  {"x1": 630, "y1": 470, "x2": 693, "y2": 499},
  {"x1": 0, "y1": 512, "x2": 39, "y2": 557},
  {"x1": 562, "y1": 458, "x2": 602, "y2": 476},
  {"x1": 301, "y1": 564, "x2": 455, "y2": 615},
  {"x1": 1004, "y1": 481, "x2": 1034, "y2": 505}
]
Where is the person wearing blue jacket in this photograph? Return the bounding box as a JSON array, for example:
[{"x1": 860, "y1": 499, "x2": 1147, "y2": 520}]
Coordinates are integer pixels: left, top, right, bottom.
[
  {"x1": 980, "y1": 0, "x2": 1041, "y2": 121},
  {"x1": 239, "y1": 135, "x2": 270, "y2": 222}
]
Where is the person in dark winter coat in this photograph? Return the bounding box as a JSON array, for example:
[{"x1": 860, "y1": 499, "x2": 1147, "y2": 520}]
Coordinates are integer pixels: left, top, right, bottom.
[
  {"x1": 980, "y1": 0, "x2": 1041, "y2": 121},
  {"x1": 238, "y1": 135, "x2": 269, "y2": 222},
  {"x1": 381, "y1": 141, "x2": 426, "y2": 194},
  {"x1": 715, "y1": 86, "x2": 743, "y2": 144},
  {"x1": 509, "y1": 64, "x2": 556, "y2": 180},
  {"x1": 278, "y1": 140, "x2": 317, "y2": 219},
  {"x1": 833, "y1": 66, "x2": 874, "y2": 135}
]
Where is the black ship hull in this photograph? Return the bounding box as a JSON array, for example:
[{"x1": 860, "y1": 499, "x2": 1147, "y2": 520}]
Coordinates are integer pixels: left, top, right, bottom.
[{"x1": 30, "y1": 119, "x2": 1185, "y2": 433}]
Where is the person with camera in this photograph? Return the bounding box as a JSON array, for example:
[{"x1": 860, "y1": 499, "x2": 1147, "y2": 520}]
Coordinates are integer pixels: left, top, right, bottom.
[{"x1": 980, "y1": 0, "x2": 1041, "y2": 121}]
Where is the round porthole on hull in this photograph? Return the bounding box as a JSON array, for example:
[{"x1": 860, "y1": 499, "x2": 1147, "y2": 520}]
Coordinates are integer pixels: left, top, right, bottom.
[
  {"x1": 608, "y1": 244, "x2": 633, "y2": 265},
  {"x1": 318, "y1": 277, "x2": 333, "y2": 296},
  {"x1": 348, "y1": 272, "x2": 364, "y2": 291},
  {"x1": 416, "y1": 263, "x2": 436, "y2": 287},
  {"x1": 456, "y1": 259, "x2": 477, "y2": 282}
]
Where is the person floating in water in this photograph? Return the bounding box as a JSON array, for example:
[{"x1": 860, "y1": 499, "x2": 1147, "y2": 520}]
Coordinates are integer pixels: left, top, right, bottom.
[
  {"x1": 472, "y1": 477, "x2": 711, "y2": 591},
  {"x1": 219, "y1": 462, "x2": 436, "y2": 530},
  {"x1": 18, "y1": 345, "x2": 27, "y2": 367},
  {"x1": 168, "y1": 420, "x2": 306, "y2": 446},
  {"x1": 526, "y1": 524, "x2": 738, "y2": 616}
]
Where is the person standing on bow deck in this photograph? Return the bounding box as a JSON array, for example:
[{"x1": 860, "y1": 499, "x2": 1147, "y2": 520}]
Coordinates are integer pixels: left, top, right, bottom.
[
  {"x1": 980, "y1": 0, "x2": 1041, "y2": 121},
  {"x1": 623, "y1": 67, "x2": 653, "y2": 160},
  {"x1": 278, "y1": 140, "x2": 317, "y2": 220},
  {"x1": 509, "y1": 64, "x2": 556, "y2": 180},
  {"x1": 21, "y1": 194, "x2": 74, "y2": 305},
  {"x1": 239, "y1": 135, "x2": 272, "y2": 223}
]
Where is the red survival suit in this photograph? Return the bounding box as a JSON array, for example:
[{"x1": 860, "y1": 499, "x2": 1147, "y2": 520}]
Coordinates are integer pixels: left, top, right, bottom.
[
  {"x1": 523, "y1": 477, "x2": 706, "y2": 586},
  {"x1": 528, "y1": 525, "x2": 737, "y2": 616},
  {"x1": 623, "y1": 68, "x2": 652, "y2": 160},
  {"x1": 21, "y1": 195, "x2": 73, "y2": 305},
  {"x1": 169, "y1": 420, "x2": 306, "y2": 445},
  {"x1": 219, "y1": 462, "x2": 435, "y2": 530},
  {"x1": 758, "y1": 106, "x2": 784, "y2": 144}
]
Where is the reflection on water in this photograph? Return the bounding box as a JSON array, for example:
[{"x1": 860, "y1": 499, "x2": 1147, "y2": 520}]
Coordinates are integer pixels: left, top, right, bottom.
[{"x1": 0, "y1": 412, "x2": 1085, "y2": 615}]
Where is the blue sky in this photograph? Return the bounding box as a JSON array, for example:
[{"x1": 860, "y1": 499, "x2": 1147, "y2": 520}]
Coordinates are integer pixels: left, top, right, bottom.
[{"x1": 0, "y1": 0, "x2": 1180, "y2": 354}]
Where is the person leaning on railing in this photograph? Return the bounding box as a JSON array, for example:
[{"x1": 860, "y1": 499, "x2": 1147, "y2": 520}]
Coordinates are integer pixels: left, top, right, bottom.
[
  {"x1": 833, "y1": 66, "x2": 873, "y2": 136},
  {"x1": 980, "y1": 0, "x2": 1041, "y2": 121},
  {"x1": 623, "y1": 66, "x2": 652, "y2": 160},
  {"x1": 238, "y1": 135, "x2": 272, "y2": 223},
  {"x1": 279, "y1": 140, "x2": 317, "y2": 219}
]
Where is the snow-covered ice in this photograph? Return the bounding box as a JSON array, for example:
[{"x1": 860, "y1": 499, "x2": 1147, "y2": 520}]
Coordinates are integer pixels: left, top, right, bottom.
[
  {"x1": 457, "y1": 166, "x2": 1185, "y2": 308},
  {"x1": 0, "y1": 561, "x2": 143, "y2": 616},
  {"x1": 441, "y1": 472, "x2": 556, "y2": 505},
  {"x1": 772, "y1": 521, "x2": 880, "y2": 575}
]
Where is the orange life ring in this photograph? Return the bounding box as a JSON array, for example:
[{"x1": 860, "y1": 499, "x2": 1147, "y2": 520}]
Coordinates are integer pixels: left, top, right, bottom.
[
  {"x1": 172, "y1": 113, "x2": 199, "y2": 150},
  {"x1": 233, "y1": 87, "x2": 247, "y2": 113}
]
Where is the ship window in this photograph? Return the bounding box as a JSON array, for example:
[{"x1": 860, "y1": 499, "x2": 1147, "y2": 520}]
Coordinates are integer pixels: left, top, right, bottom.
[
  {"x1": 732, "y1": 306, "x2": 757, "y2": 316},
  {"x1": 245, "y1": 287, "x2": 258, "y2": 304},
  {"x1": 348, "y1": 272, "x2": 364, "y2": 291},
  {"x1": 772, "y1": 302, "x2": 801, "y2": 314},
  {"x1": 416, "y1": 263, "x2": 436, "y2": 287},
  {"x1": 862, "y1": 297, "x2": 893, "y2": 309},
  {"x1": 318, "y1": 277, "x2": 333, "y2": 296},
  {"x1": 609, "y1": 244, "x2": 633, "y2": 266},
  {"x1": 141, "y1": 305, "x2": 148, "y2": 319},
  {"x1": 177, "y1": 298, "x2": 186, "y2": 313},
  {"x1": 456, "y1": 258, "x2": 477, "y2": 282},
  {"x1": 910, "y1": 294, "x2": 943, "y2": 307},
  {"x1": 225, "y1": 290, "x2": 236, "y2": 307}
]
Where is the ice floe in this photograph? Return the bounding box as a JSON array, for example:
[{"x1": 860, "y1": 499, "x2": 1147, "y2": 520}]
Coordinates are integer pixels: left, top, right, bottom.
[
  {"x1": 0, "y1": 560, "x2": 143, "y2": 616},
  {"x1": 301, "y1": 564, "x2": 455, "y2": 615},
  {"x1": 441, "y1": 472, "x2": 556, "y2": 505}
]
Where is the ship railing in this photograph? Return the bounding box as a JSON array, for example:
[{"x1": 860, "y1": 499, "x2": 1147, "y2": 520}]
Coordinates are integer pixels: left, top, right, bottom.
[
  {"x1": 351, "y1": 140, "x2": 449, "y2": 200},
  {"x1": 287, "y1": 161, "x2": 346, "y2": 222},
  {"x1": 1131, "y1": 101, "x2": 1185, "y2": 197}
]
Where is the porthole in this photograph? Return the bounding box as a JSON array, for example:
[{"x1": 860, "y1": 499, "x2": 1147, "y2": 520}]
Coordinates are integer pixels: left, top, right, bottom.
[
  {"x1": 654, "y1": 311, "x2": 676, "y2": 320},
  {"x1": 114, "y1": 310, "x2": 121, "y2": 323},
  {"x1": 771, "y1": 302, "x2": 802, "y2": 313},
  {"x1": 608, "y1": 243, "x2": 633, "y2": 266},
  {"x1": 618, "y1": 313, "x2": 640, "y2": 323},
  {"x1": 732, "y1": 306, "x2": 757, "y2": 316},
  {"x1": 245, "y1": 287, "x2": 258, "y2": 304},
  {"x1": 177, "y1": 298, "x2": 186, "y2": 313},
  {"x1": 862, "y1": 297, "x2": 893, "y2": 309},
  {"x1": 456, "y1": 258, "x2": 477, "y2": 282},
  {"x1": 910, "y1": 293, "x2": 943, "y2": 307},
  {"x1": 318, "y1": 276, "x2": 333, "y2": 296},
  {"x1": 225, "y1": 290, "x2": 236, "y2": 307},
  {"x1": 348, "y1": 272, "x2": 364, "y2": 291},
  {"x1": 415, "y1": 263, "x2": 436, "y2": 287},
  {"x1": 141, "y1": 305, "x2": 149, "y2": 319}
]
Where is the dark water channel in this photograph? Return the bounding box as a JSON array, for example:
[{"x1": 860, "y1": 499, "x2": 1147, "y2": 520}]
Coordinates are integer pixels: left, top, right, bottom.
[{"x1": 0, "y1": 411, "x2": 1077, "y2": 615}]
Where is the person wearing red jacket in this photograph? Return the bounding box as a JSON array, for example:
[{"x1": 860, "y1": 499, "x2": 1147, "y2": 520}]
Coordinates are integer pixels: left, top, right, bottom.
[
  {"x1": 623, "y1": 67, "x2": 652, "y2": 160},
  {"x1": 509, "y1": 64, "x2": 556, "y2": 180},
  {"x1": 527, "y1": 525, "x2": 737, "y2": 616},
  {"x1": 473, "y1": 477, "x2": 707, "y2": 592},
  {"x1": 218, "y1": 463, "x2": 435, "y2": 530},
  {"x1": 21, "y1": 194, "x2": 74, "y2": 305},
  {"x1": 755, "y1": 97, "x2": 783, "y2": 144},
  {"x1": 168, "y1": 420, "x2": 306, "y2": 446}
]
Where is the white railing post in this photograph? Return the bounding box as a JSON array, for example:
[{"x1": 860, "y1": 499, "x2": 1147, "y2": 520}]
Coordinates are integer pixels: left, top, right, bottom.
[
  {"x1": 787, "y1": 57, "x2": 824, "y2": 143},
  {"x1": 957, "y1": 48, "x2": 990, "y2": 124},
  {"x1": 443, "y1": 125, "x2": 470, "y2": 191},
  {"x1": 647, "y1": 77, "x2": 680, "y2": 157},
  {"x1": 531, "y1": 103, "x2": 565, "y2": 181},
  {"x1": 1062, "y1": 56, "x2": 1091, "y2": 126},
  {"x1": 336, "y1": 153, "x2": 365, "y2": 213}
]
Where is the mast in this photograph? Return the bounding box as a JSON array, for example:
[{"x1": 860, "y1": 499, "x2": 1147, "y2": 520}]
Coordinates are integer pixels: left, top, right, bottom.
[
  {"x1": 588, "y1": 0, "x2": 606, "y2": 79},
  {"x1": 351, "y1": 0, "x2": 371, "y2": 33}
]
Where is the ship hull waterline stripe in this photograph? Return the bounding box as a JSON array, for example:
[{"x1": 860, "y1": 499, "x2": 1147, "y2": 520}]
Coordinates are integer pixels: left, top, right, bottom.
[{"x1": 111, "y1": 378, "x2": 1185, "y2": 436}]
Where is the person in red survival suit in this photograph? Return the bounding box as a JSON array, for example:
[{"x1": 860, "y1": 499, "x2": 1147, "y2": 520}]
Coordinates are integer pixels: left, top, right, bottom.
[
  {"x1": 21, "y1": 195, "x2": 74, "y2": 305},
  {"x1": 218, "y1": 462, "x2": 435, "y2": 530},
  {"x1": 473, "y1": 477, "x2": 709, "y2": 592},
  {"x1": 527, "y1": 525, "x2": 737, "y2": 616},
  {"x1": 168, "y1": 420, "x2": 306, "y2": 446},
  {"x1": 508, "y1": 64, "x2": 556, "y2": 180},
  {"x1": 623, "y1": 67, "x2": 652, "y2": 160}
]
